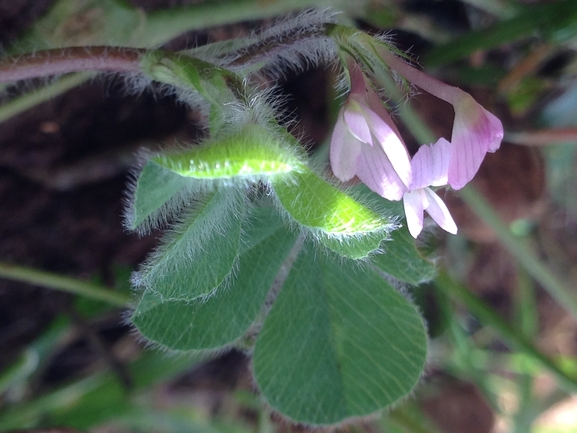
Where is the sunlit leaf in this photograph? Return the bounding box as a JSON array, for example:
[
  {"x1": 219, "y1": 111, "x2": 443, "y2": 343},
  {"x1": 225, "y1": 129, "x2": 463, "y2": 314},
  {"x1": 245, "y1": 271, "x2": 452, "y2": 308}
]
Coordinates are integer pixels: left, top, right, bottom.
[
  {"x1": 153, "y1": 124, "x2": 304, "y2": 180},
  {"x1": 272, "y1": 167, "x2": 391, "y2": 252},
  {"x1": 319, "y1": 231, "x2": 387, "y2": 259},
  {"x1": 346, "y1": 185, "x2": 436, "y2": 282}
]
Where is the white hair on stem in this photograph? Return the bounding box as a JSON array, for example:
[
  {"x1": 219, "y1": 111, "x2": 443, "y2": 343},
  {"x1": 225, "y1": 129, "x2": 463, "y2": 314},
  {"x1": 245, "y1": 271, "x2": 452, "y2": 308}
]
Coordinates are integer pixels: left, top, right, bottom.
[{"x1": 198, "y1": 9, "x2": 340, "y2": 77}]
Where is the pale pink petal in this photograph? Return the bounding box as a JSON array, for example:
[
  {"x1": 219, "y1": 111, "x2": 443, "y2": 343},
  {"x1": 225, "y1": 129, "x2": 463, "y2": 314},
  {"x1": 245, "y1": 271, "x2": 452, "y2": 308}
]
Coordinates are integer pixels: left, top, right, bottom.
[
  {"x1": 361, "y1": 106, "x2": 412, "y2": 189},
  {"x1": 329, "y1": 60, "x2": 414, "y2": 200},
  {"x1": 343, "y1": 102, "x2": 373, "y2": 145},
  {"x1": 423, "y1": 188, "x2": 457, "y2": 234},
  {"x1": 483, "y1": 108, "x2": 504, "y2": 153},
  {"x1": 330, "y1": 112, "x2": 362, "y2": 182},
  {"x1": 365, "y1": 84, "x2": 402, "y2": 138},
  {"x1": 356, "y1": 138, "x2": 407, "y2": 201},
  {"x1": 448, "y1": 95, "x2": 504, "y2": 190},
  {"x1": 411, "y1": 138, "x2": 451, "y2": 190},
  {"x1": 403, "y1": 189, "x2": 425, "y2": 238},
  {"x1": 448, "y1": 119, "x2": 489, "y2": 190}
]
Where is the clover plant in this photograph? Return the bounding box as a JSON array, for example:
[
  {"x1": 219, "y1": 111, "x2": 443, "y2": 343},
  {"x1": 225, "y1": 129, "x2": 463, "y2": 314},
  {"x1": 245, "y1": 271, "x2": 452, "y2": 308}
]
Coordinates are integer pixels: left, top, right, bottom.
[{"x1": 0, "y1": 6, "x2": 503, "y2": 426}]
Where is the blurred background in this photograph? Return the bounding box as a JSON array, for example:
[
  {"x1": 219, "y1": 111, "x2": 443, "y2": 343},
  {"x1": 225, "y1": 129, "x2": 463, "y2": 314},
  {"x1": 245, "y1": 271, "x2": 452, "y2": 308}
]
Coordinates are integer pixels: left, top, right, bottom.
[{"x1": 0, "y1": 0, "x2": 576, "y2": 432}]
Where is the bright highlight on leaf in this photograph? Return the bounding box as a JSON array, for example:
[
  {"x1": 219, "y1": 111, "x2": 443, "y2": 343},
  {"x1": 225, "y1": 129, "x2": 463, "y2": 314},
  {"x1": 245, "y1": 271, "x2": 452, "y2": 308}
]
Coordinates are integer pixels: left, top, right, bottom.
[
  {"x1": 153, "y1": 124, "x2": 304, "y2": 180},
  {"x1": 320, "y1": 230, "x2": 386, "y2": 259},
  {"x1": 272, "y1": 167, "x2": 391, "y2": 236}
]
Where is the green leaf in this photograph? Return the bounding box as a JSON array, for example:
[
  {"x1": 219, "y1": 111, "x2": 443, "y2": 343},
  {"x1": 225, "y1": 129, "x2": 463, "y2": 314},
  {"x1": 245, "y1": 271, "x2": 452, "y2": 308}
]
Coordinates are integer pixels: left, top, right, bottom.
[
  {"x1": 127, "y1": 161, "x2": 191, "y2": 232},
  {"x1": 272, "y1": 167, "x2": 391, "y2": 237},
  {"x1": 135, "y1": 188, "x2": 244, "y2": 302},
  {"x1": 132, "y1": 207, "x2": 298, "y2": 351},
  {"x1": 372, "y1": 227, "x2": 436, "y2": 285},
  {"x1": 253, "y1": 242, "x2": 428, "y2": 425},
  {"x1": 319, "y1": 231, "x2": 387, "y2": 259},
  {"x1": 153, "y1": 124, "x2": 304, "y2": 181}
]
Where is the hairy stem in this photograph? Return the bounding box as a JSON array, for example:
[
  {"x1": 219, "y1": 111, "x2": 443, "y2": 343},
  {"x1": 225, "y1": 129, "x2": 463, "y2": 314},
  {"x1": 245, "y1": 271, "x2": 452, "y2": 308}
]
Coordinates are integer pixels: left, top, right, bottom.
[{"x1": 0, "y1": 47, "x2": 144, "y2": 84}]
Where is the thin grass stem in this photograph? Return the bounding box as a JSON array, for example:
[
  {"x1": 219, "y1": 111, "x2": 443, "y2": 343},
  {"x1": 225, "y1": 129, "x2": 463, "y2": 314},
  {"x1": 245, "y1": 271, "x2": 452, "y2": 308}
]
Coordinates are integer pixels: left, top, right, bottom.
[
  {"x1": 459, "y1": 185, "x2": 577, "y2": 320},
  {"x1": 0, "y1": 262, "x2": 130, "y2": 307},
  {"x1": 436, "y1": 271, "x2": 577, "y2": 393}
]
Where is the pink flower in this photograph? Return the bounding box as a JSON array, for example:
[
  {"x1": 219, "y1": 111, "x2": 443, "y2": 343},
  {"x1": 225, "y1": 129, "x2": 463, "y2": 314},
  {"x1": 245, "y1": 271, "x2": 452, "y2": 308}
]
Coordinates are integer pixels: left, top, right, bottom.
[
  {"x1": 330, "y1": 64, "x2": 412, "y2": 201},
  {"x1": 402, "y1": 138, "x2": 457, "y2": 238},
  {"x1": 376, "y1": 49, "x2": 503, "y2": 190},
  {"x1": 329, "y1": 54, "x2": 504, "y2": 238}
]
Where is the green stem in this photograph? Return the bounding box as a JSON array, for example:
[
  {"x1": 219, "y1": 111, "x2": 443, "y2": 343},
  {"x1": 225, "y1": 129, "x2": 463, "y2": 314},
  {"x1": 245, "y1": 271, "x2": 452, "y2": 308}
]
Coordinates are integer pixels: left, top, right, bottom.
[
  {"x1": 0, "y1": 374, "x2": 106, "y2": 430},
  {"x1": 436, "y1": 271, "x2": 577, "y2": 392},
  {"x1": 506, "y1": 128, "x2": 577, "y2": 146},
  {"x1": 425, "y1": 0, "x2": 577, "y2": 65},
  {"x1": 434, "y1": 284, "x2": 502, "y2": 412},
  {"x1": 0, "y1": 72, "x2": 96, "y2": 123},
  {"x1": 0, "y1": 0, "x2": 348, "y2": 125},
  {"x1": 0, "y1": 351, "x2": 203, "y2": 430},
  {"x1": 459, "y1": 185, "x2": 577, "y2": 319},
  {"x1": 0, "y1": 262, "x2": 130, "y2": 307}
]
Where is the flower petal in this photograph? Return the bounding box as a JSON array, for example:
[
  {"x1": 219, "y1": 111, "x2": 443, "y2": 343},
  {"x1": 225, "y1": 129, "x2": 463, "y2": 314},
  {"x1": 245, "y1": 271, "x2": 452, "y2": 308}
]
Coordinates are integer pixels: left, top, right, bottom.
[
  {"x1": 448, "y1": 94, "x2": 504, "y2": 190},
  {"x1": 330, "y1": 111, "x2": 363, "y2": 182},
  {"x1": 411, "y1": 138, "x2": 451, "y2": 189},
  {"x1": 356, "y1": 137, "x2": 408, "y2": 201},
  {"x1": 343, "y1": 100, "x2": 373, "y2": 145},
  {"x1": 361, "y1": 107, "x2": 412, "y2": 189},
  {"x1": 483, "y1": 108, "x2": 504, "y2": 153},
  {"x1": 423, "y1": 188, "x2": 457, "y2": 234},
  {"x1": 403, "y1": 189, "x2": 425, "y2": 238}
]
